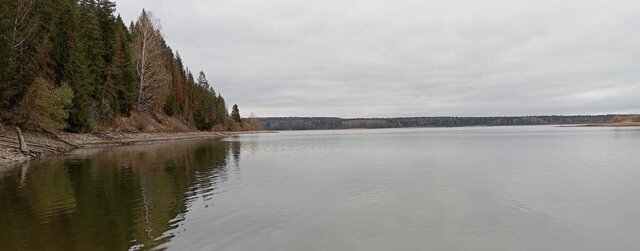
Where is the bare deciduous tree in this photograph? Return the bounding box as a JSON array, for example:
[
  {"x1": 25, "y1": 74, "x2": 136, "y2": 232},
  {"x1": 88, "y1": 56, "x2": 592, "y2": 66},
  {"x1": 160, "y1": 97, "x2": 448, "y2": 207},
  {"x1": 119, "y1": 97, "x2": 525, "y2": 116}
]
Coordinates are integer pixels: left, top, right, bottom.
[
  {"x1": 12, "y1": 0, "x2": 35, "y2": 55},
  {"x1": 131, "y1": 10, "x2": 168, "y2": 111}
]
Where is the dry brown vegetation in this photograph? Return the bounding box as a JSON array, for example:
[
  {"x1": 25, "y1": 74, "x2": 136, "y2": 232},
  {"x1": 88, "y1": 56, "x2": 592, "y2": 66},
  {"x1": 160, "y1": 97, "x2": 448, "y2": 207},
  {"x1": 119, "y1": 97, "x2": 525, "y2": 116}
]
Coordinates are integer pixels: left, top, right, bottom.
[
  {"x1": 241, "y1": 117, "x2": 264, "y2": 131},
  {"x1": 218, "y1": 117, "x2": 263, "y2": 132},
  {"x1": 601, "y1": 115, "x2": 640, "y2": 127},
  {"x1": 97, "y1": 111, "x2": 193, "y2": 133},
  {"x1": 611, "y1": 115, "x2": 640, "y2": 123},
  {"x1": 94, "y1": 111, "x2": 263, "y2": 133}
]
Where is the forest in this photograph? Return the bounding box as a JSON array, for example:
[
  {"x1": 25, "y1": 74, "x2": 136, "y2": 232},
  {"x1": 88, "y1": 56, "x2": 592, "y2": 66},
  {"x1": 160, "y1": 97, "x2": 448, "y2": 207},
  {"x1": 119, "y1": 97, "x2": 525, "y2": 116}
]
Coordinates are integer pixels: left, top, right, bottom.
[
  {"x1": 0, "y1": 0, "x2": 255, "y2": 132},
  {"x1": 259, "y1": 115, "x2": 622, "y2": 130}
]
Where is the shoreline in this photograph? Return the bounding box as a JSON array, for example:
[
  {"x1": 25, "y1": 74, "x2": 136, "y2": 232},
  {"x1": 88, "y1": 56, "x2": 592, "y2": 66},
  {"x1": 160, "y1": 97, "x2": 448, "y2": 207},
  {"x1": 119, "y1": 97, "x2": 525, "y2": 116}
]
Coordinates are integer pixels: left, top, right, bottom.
[
  {"x1": 0, "y1": 130, "x2": 263, "y2": 167},
  {"x1": 3, "y1": 121, "x2": 637, "y2": 166},
  {"x1": 579, "y1": 121, "x2": 640, "y2": 127}
]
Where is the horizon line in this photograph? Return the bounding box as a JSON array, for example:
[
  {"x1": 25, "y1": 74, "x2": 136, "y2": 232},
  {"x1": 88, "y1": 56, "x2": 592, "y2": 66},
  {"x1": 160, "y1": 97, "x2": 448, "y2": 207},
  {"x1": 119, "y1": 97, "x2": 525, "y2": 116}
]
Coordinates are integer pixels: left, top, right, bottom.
[{"x1": 256, "y1": 113, "x2": 638, "y2": 119}]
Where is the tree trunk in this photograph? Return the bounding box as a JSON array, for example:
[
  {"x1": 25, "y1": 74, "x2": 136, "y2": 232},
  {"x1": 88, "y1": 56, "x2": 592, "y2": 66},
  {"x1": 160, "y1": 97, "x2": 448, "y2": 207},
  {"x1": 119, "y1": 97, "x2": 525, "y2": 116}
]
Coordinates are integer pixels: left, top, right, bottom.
[
  {"x1": 14, "y1": 126, "x2": 28, "y2": 152},
  {"x1": 41, "y1": 127, "x2": 79, "y2": 149}
]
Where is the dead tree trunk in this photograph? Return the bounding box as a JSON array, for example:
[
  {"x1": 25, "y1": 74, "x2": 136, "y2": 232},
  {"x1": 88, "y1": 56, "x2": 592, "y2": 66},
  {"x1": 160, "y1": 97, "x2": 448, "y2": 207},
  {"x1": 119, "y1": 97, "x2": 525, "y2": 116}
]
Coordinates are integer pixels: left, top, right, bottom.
[
  {"x1": 14, "y1": 126, "x2": 28, "y2": 152},
  {"x1": 42, "y1": 128, "x2": 79, "y2": 149}
]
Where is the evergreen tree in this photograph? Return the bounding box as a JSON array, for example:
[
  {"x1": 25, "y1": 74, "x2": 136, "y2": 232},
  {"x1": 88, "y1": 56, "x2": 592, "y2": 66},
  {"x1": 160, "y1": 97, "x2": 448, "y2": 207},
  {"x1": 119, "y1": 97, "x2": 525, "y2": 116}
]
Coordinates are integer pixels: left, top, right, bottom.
[
  {"x1": 185, "y1": 70, "x2": 196, "y2": 123},
  {"x1": 61, "y1": 0, "x2": 102, "y2": 131},
  {"x1": 192, "y1": 71, "x2": 216, "y2": 130},
  {"x1": 231, "y1": 104, "x2": 241, "y2": 123},
  {"x1": 173, "y1": 52, "x2": 187, "y2": 116},
  {"x1": 111, "y1": 15, "x2": 136, "y2": 114},
  {"x1": 65, "y1": 33, "x2": 95, "y2": 132},
  {"x1": 214, "y1": 94, "x2": 228, "y2": 125},
  {"x1": 164, "y1": 95, "x2": 178, "y2": 116},
  {"x1": 50, "y1": 0, "x2": 76, "y2": 85},
  {"x1": 0, "y1": 2, "x2": 13, "y2": 113},
  {"x1": 95, "y1": 0, "x2": 118, "y2": 119},
  {"x1": 197, "y1": 71, "x2": 209, "y2": 88}
]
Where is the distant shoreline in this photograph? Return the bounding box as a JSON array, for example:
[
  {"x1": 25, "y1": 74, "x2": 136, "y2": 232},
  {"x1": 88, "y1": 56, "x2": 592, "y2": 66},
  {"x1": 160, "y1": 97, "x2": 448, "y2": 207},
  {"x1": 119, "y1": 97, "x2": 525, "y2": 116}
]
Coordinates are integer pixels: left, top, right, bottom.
[
  {"x1": 580, "y1": 122, "x2": 640, "y2": 127},
  {"x1": 259, "y1": 114, "x2": 636, "y2": 131}
]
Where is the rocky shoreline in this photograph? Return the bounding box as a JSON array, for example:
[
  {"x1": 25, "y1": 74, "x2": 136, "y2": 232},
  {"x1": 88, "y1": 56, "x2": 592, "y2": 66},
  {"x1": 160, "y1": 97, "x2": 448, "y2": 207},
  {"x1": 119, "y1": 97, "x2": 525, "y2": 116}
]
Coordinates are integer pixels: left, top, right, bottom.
[{"x1": 0, "y1": 130, "x2": 251, "y2": 166}]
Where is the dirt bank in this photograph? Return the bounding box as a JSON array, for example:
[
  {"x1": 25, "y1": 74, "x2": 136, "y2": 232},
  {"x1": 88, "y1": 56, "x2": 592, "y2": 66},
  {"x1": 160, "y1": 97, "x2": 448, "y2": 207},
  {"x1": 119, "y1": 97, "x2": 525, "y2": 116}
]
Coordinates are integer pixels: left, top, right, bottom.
[
  {"x1": 0, "y1": 129, "x2": 249, "y2": 166},
  {"x1": 575, "y1": 115, "x2": 640, "y2": 127},
  {"x1": 582, "y1": 121, "x2": 640, "y2": 127}
]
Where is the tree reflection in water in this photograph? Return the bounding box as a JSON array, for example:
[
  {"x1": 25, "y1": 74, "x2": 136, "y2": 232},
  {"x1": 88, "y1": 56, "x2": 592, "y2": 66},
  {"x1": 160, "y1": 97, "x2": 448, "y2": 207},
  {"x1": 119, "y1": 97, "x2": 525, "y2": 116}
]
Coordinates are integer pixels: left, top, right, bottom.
[{"x1": 0, "y1": 139, "x2": 237, "y2": 251}]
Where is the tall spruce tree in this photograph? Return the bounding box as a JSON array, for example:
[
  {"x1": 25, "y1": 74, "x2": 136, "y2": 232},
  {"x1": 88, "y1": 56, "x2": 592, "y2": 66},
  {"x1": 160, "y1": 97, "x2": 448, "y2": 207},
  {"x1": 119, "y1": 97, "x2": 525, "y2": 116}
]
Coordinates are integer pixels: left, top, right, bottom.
[
  {"x1": 62, "y1": 0, "x2": 101, "y2": 132},
  {"x1": 0, "y1": 2, "x2": 13, "y2": 113},
  {"x1": 111, "y1": 14, "x2": 136, "y2": 114},
  {"x1": 231, "y1": 104, "x2": 241, "y2": 123},
  {"x1": 65, "y1": 32, "x2": 95, "y2": 132},
  {"x1": 95, "y1": 0, "x2": 118, "y2": 120},
  {"x1": 172, "y1": 52, "x2": 187, "y2": 117},
  {"x1": 215, "y1": 94, "x2": 228, "y2": 125},
  {"x1": 193, "y1": 71, "x2": 215, "y2": 130}
]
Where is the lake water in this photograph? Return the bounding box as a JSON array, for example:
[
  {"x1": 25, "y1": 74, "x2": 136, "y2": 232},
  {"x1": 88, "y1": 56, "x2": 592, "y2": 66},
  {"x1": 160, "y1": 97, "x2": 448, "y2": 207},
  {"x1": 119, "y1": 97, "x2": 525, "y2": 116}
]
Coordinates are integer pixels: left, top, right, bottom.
[{"x1": 1, "y1": 126, "x2": 640, "y2": 250}]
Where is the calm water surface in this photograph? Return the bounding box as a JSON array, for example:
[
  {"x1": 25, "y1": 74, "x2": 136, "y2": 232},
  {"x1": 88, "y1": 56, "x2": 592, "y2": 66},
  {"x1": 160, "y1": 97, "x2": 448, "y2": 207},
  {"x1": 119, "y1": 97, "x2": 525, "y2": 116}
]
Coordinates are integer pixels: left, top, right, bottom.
[{"x1": 1, "y1": 126, "x2": 640, "y2": 250}]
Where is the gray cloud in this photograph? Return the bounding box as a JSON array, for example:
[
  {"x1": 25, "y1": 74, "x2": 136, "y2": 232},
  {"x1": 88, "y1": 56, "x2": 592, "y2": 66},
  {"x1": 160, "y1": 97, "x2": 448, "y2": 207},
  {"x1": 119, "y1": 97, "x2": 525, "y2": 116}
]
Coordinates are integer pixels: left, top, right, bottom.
[{"x1": 116, "y1": 0, "x2": 640, "y2": 117}]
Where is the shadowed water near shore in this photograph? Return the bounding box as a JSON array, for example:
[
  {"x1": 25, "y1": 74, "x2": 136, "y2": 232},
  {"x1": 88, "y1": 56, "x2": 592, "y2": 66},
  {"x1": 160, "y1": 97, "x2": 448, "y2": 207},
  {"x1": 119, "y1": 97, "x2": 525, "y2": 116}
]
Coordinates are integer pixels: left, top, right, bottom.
[
  {"x1": 1, "y1": 126, "x2": 640, "y2": 251},
  {"x1": 0, "y1": 140, "x2": 240, "y2": 251}
]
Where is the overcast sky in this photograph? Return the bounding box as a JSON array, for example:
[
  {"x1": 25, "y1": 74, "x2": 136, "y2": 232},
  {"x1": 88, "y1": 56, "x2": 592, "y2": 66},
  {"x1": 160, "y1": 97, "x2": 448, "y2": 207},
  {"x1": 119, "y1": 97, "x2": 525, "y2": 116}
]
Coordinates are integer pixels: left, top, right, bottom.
[{"x1": 116, "y1": 0, "x2": 640, "y2": 118}]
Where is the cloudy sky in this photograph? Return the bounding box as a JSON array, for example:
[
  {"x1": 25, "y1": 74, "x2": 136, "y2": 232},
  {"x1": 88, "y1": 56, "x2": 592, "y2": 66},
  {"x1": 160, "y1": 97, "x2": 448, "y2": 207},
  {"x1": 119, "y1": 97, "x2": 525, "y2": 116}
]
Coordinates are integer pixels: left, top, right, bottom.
[{"x1": 116, "y1": 0, "x2": 640, "y2": 118}]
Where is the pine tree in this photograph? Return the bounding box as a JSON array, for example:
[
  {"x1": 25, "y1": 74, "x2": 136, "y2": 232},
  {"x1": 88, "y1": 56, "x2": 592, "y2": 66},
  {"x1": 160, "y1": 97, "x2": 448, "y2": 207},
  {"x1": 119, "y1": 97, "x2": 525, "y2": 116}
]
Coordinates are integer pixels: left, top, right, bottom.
[
  {"x1": 161, "y1": 44, "x2": 180, "y2": 117},
  {"x1": 185, "y1": 70, "x2": 196, "y2": 123},
  {"x1": 197, "y1": 71, "x2": 209, "y2": 88},
  {"x1": 95, "y1": 0, "x2": 118, "y2": 120},
  {"x1": 50, "y1": 0, "x2": 76, "y2": 85},
  {"x1": 215, "y1": 94, "x2": 228, "y2": 125},
  {"x1": 231, "y1": 104, "x2": 241, "y2": 123},
  {"x1": 192, "y1": 71, "x2": 216, "y2": 130},
  {"x1": 65, "y1": 34, "x2": 95, "y2": 132},
  {"x1": 111, "y1": 15, "x2": 136, "y2": 114},
  {"x1": 172, "y1": 52, "x2": 187, "y2": 117},
  {"x1": 0, "y1": 2, "x2": 13, "y2": 113},
  {"x1": 60, "y1": 0, "x2": 102, "y2": 132}
]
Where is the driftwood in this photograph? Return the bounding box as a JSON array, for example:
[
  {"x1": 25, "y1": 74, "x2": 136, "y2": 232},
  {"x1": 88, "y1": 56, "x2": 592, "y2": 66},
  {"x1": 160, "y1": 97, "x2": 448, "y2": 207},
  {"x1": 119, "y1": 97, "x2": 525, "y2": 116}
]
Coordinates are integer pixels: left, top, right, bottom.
[
  {"x1": 14, "y1": 126, "x2": 28, "y2": 152},
  {"x1": 40, "y1": 128, "x2": 79, "y2": 149}
]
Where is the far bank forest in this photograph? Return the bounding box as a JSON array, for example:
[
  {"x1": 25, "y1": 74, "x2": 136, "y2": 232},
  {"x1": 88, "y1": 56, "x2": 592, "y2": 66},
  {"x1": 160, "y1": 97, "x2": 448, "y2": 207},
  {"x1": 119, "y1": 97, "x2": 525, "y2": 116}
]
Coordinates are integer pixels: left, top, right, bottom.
[{"x1": 0, "y1": 0, "x2": 259, "y2": 132}]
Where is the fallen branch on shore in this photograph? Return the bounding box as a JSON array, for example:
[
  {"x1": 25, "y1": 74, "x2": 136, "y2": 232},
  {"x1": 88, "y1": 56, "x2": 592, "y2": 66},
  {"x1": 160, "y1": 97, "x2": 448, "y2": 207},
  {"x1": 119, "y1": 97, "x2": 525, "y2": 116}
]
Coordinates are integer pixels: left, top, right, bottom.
[
  {"x1": 41, "y1": 128, "x2": 79, "y2": 149},
  {"x1": 14, "y1": 127, "x2": 28, "y2": 153}
]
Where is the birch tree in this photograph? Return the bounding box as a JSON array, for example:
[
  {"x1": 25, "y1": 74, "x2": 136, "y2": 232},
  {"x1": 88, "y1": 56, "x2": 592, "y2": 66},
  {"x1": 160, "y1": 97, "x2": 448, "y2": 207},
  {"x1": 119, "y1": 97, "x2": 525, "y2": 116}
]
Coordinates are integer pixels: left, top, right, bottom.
[
  {"x1": 131, "y1": 10, "x2": 168, "y2": 111},
  {"x1": 11, "y1": 0, "x2": 34, "y2": 56}
]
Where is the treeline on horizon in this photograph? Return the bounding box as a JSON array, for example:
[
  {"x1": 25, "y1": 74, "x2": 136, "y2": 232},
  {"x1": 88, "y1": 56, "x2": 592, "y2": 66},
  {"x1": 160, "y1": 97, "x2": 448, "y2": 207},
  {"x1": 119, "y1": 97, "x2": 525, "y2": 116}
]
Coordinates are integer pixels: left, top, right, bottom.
[
  {"x1": 0, "y1": 0, "x2": 250, "y2": 132},
  {"x1": 259, "y1": 115, "x2": 622, "y2": 130}
]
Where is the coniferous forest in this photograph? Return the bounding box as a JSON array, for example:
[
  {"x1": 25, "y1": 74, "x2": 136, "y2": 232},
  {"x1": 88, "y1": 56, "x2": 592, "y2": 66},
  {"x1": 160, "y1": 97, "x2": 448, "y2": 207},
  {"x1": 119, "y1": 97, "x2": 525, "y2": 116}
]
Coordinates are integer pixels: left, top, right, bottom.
[{"x1": 0, "y1": 0, "x2": 252, "y2": 132}]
